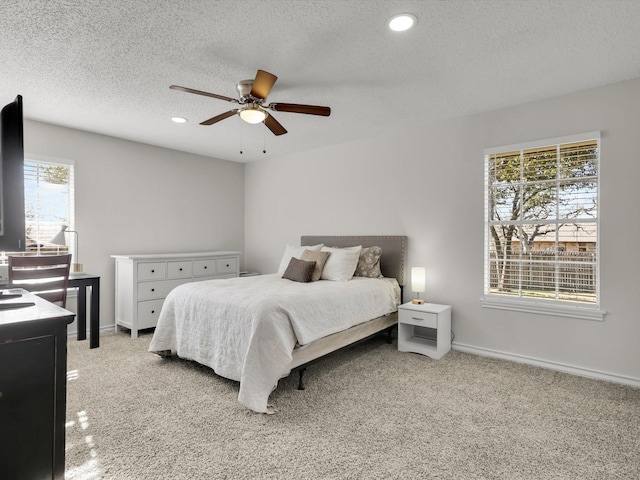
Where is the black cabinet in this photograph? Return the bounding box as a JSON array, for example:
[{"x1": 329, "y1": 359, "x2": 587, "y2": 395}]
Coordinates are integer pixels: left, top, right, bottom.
[{"x1": 0, "y1": 290, "x2": 75, "y2": 480}]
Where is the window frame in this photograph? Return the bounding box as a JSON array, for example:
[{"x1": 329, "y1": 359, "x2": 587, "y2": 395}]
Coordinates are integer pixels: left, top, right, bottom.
[
  {"x1": 23, "y1": 155, "x2": 76, "y2": 257},
  {"x1": 482, "y1": 132, "x2": 605, "y2": 321}
]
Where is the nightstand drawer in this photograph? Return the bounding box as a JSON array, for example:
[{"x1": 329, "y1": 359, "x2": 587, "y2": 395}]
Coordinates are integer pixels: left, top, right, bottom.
[{"x1": 399, "y1": 309, "x2": 438, "y2": 328}]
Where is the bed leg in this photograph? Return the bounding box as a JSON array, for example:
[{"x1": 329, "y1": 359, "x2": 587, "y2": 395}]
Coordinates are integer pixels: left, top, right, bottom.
[
  {"x1": 297, "y1": 368, "x2": 306, "y2": 390},
  {"x1": 386, "y1": 326, "x2": 394, "y2": 344}
]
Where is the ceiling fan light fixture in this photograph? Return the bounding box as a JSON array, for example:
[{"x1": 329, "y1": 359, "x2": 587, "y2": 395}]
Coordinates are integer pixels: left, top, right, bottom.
[
  {"x1": 171, "y1": 116, "x2": 188, "y2": 123},
  {"x1": 239, "y1": 107, "x2": 267, "y2": 124},
  {"x1": 388, "y1": 13, "x2": 416, "y2": 32}
]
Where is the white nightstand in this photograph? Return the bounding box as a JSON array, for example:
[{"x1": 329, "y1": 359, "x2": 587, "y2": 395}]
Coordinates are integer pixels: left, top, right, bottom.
[{"x1": 397, "y1": 302, "x2": 452, "y2": 359}]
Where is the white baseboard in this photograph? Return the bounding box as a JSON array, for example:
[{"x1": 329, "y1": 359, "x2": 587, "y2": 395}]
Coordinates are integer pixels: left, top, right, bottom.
[
  {"x1": 67, "y1": 324, "x2": 115, "y2": 340},
  {"x1": 452, "y1": 342, "x2": 640, "y2": 389}
]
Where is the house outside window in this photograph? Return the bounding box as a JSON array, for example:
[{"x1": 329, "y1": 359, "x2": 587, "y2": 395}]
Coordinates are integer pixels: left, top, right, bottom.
[
  {"x1": 24, "y1": 158, "x2": 75, "y2": 255},
  {"x1": 483, "y1": 132, "x2": 604, "y2": 321}
]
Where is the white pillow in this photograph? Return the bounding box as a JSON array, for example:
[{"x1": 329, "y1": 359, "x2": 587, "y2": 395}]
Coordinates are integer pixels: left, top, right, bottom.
[
  {"x1": 320, "y1": 246, "x2": 362, "y2": 281},
  {"x1": 277, "y1": 243, "x2": 324, "y2": 274}
]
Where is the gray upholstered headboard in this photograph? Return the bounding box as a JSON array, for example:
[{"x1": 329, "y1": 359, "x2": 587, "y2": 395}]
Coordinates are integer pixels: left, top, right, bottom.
[{"x1": 300, "y1": 235, "x2": 408, "y2": 286}]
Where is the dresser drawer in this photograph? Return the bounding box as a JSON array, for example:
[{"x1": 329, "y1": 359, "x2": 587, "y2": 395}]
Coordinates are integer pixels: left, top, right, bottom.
[
  {"x1": 168, "y1": 261, "x2": 192, "y2": 279},
  {"x1": 193, "y1": 259, "x2": 216, "y2": 277},
  {"x1": 137, "y1": 299, "x2": 164, "y2": 329},
  {"x1": 216, "y1": 257, "x2": 237, "y2": 275},
  {"x1": 399, "y1": 308, "x2": 438, "y2": 328},
  {"x1": 137, "y1": 262, "x2": 166, "y2": 281},
  {"x1": 137, "y1": 279, "x2": 184, "y2": 301}
]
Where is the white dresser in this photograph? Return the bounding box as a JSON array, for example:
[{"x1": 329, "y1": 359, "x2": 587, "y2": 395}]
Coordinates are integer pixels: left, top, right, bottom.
[{"x1": 112, "y1": 251, "x2": 241, "y2": 338}]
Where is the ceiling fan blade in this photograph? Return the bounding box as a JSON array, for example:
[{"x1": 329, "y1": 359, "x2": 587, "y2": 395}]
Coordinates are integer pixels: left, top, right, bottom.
[
  {"x1": 250, "y1": 70, "x2": 278, "y2": 99},
  {"x1": 268, "y1": 103, "x2": 331, "y2": 116},
  {"x1": 264, "y1": 113, "x2": 287, "y2": 136},
  {"x1": 170, "y1": 85, "x2": 237, "y2": 103},
  {"x1": 200, "y1": 110, "x2": 238, "y2": 125}
]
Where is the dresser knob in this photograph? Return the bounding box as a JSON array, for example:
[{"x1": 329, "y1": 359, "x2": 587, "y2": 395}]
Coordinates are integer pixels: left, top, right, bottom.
[
  {"x1": 204, "y1": 266, "x2": 208, "y2": 269},
  {"x1": 179, "y1": 268, "x2": 183, "y2": 271},
  {"x1": 151, "y1": 310, "x2": 155, "y2": 314},
  {"x1": 151, "y1": 269, "x2": 155, "y2": 273},
  {"x1": 151, "y1": 288, "x2": 155, "y2": 292}
]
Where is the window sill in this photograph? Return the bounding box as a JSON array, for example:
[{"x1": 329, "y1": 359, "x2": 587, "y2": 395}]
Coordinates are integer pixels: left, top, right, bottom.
[{"x1": 481, "y1": 296, "x2": 605, "y2": 321}]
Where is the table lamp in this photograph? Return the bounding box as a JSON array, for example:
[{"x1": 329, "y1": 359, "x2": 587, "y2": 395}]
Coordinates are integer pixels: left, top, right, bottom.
[
  {"x1": 411, "y1": 266, "x2": 425, "y2": 304},
  {"x1": 49, "y1": 225, "x2": 83, "y2": 272}
]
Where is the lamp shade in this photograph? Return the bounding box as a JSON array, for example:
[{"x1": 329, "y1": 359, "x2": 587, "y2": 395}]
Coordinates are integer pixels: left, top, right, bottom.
[
  {"x1": 49, "y1": 225, "x2": 68, "y2": 246},
  {"x1": 49, "y1": 224, "x2": 82, "y2": 272},
  {"x1": 239, "y1": 107, "x2": 267, "y2": 124},
  {"x1": 411, "y1": 267, "x2": 426, "y2": 293}
]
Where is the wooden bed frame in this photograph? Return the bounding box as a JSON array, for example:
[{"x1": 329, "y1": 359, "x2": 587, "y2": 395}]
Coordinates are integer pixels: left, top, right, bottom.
[{"x1": 289, "y1": 235, "x2": 407, "y2": 388}]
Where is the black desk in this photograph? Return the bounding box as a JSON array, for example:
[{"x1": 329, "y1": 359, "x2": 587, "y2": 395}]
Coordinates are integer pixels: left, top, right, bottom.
[
  {"x1": 1, "y1": 272, "x2": 100, "y2": 349},
  {"x1": 68, "y1": 273, "x2": 100, "y2": 349},
  {"x1": 0, "y1": 289, "x2": 75, "y2": 479}
]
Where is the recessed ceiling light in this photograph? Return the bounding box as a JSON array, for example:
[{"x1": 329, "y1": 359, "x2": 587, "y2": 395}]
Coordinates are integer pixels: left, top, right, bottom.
[
  {"x1": 388, "y1": 13, "x2": 417, "y2": 32},
  {"x1": 171, "y1": 116, "x2": 188, "y2": 123}
]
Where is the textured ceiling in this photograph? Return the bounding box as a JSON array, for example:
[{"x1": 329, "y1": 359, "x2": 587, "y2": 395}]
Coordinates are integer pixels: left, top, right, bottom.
[{"x1": 2, "y1": 0, "x2": 640, "y2": 163}]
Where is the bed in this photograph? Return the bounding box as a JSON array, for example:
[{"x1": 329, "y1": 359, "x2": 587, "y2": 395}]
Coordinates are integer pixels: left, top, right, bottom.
[{"x1": 148, "y1": 235, "x2": 407, "y2": 413}]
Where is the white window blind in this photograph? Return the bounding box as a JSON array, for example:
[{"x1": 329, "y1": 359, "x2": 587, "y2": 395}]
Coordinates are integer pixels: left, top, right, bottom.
[
  {"x1": 483, "y1": 132, "x2": 602, "y2": 319},
  {"x1": 24, "y1": 159, "x2": 75, "y2": 254}
]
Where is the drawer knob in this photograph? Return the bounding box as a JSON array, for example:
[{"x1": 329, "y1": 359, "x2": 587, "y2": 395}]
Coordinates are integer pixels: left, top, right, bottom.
[
  {"x1": 412, "y1": 316, "x2": 423, "y2": 321},
  {"x1": 151, "y1": 310, "x2": 155, "y2": 314},
  {"x1": 204, "y1": 266, "x2": 208, "y2": 269},
  {"x1": 151, "y1": 288, "x2": 155, "y2": 292},
  {"x1": 226, "y1": 264, "x2": 229, "y2": 267},
  {"x1": 179, "y1": 268, "x2": 183, "y2": 271},
  {"x1": 151, "y1": 269, "x2": 155, "y2": 273}
]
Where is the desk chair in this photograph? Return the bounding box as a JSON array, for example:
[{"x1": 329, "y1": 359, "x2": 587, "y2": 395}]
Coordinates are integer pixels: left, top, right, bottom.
[{"x1": 8, "y1": 254, "x2": 72, "y2": 308}]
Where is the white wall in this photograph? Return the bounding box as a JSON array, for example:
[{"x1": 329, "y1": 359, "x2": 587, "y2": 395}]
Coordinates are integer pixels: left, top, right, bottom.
[
  {"x1": 24, "y1": 120, "x2": 245, "y2": 335},
  {"x1": 244, "y1": 78, "x2": 640, "y2": 384}
]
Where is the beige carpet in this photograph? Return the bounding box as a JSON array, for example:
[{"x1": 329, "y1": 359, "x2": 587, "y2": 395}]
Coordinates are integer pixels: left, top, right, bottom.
[{"x1": 64, "y1": 332, "x2": 640, "y2": 480}]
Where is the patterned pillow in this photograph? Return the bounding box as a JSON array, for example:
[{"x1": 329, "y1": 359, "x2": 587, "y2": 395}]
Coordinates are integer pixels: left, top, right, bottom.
[
  {"x1": 354, "y1": 246, "x2": 383, "y2": 278},
  {"x1": 301, "y1": 249, "x2": 331, "y2": 281},
  {"x1": 282, "y1": 257, "x2": 317, "y2": 283}
]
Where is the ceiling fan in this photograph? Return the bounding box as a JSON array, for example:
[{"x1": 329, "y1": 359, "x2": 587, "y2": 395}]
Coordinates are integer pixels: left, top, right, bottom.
[{"x1": 170, "y1": 70, "x2": 331, "y2": 136}]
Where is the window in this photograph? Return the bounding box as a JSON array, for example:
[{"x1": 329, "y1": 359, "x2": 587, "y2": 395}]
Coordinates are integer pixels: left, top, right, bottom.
[
  {"x1": 24, "y1": 158, "x2": 75, "y2": 255},
  {"x1": 483, "y1": 132, "x2": 603, "y2": 320}
]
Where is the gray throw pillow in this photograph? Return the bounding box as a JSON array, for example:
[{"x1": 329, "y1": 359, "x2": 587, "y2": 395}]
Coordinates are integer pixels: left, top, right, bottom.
[{"x1": 282, "y1": 257, "x2": 317, "y2": 283}]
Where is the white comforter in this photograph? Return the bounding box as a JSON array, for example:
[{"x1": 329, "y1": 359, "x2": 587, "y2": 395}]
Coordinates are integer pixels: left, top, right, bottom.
[{"x1": 148, "y1": 274, "x2": 400, "y2": 413}]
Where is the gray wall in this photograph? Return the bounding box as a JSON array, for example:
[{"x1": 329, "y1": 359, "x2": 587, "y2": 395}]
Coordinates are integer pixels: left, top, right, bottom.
[
  {"x1": 244, "y1": 78, "x2": 640, "y2": 385},
  {"x1": 24, "y1": 120, "x2": 245, "y2": 335}
]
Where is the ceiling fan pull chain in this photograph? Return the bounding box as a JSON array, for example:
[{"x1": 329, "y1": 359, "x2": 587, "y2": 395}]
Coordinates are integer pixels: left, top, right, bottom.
[
  {"x1": 263, "y1": 122, "x2": 267, "y2": 154},
  {"x1": 239, "y1": 119, "x2": 244, "y2": 154}
]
